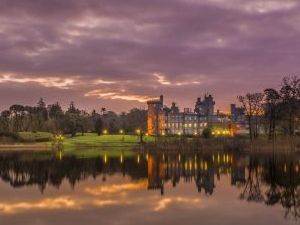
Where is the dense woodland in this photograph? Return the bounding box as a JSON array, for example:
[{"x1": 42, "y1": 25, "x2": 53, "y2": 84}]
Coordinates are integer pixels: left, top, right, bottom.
[{"x1": 0, "y1": 99, "x2": 147, "y2": 137}]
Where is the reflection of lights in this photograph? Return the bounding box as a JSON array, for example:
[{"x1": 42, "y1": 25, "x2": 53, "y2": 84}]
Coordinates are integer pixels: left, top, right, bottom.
[
  {"x1": 295, "y1": 164, "x2": 299, "y2": 173},
  {"x1": 120, "y1": 154, "x2": 123, "y2": 164},
  {"x1": 104, "y1": 154, "x2": 107, "y2": 164},
  {"x1": 146, "y1": 153, "x2": 148, "y2": 161},
  {"x1": 178, "y1": 154, "x2": 181, "y2": 162},
  {"x1": 137, "y1": 155, "x2": 140, "y2": 164},
  {"x1": 284, "y1": 164, "x2": 287, "y2": 173}
]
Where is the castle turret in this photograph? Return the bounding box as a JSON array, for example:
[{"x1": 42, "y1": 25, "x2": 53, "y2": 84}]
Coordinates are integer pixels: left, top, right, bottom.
[{"x1": 147, "y1": 95, "x2": 164, "y2": 135}]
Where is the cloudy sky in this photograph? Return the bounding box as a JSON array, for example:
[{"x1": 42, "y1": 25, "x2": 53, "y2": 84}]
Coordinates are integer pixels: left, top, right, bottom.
[{"x1": 0, "y1": 0, "x2": 299, "y2": 113}]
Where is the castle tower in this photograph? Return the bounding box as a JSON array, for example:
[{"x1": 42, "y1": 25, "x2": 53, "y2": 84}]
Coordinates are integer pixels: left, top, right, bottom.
[{"x1": 147, "y1": 95, "x2": 164, "y2": 135}]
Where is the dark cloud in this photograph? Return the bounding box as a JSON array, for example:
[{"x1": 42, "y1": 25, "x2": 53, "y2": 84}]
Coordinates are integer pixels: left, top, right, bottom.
[{"x1": 0, "y1": 0, "x2": 300, "y2": 112}]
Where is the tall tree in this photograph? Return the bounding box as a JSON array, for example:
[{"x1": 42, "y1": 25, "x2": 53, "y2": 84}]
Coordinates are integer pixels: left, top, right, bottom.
[
  {"x1": 238, "y1": 93, "x2": 264, "y2": 140},
  {"x1": 0, "y1": 110, "x2": 10, "y2": 132},
  {"x1": 264, "y1": 89, "x2": 281, "y2": 140},
  {"x1": 279, "y1": 76, "x2": 300, "y2": 136},
  {"x1": 9, "y1": 104, "x2": 25, "y2": 132},
  {"x1": 36, "y1": 98, "x2": 48, "y2": 131},
  {"x1": 48, "y1": 102, "x2": 64, "y2": 133}
]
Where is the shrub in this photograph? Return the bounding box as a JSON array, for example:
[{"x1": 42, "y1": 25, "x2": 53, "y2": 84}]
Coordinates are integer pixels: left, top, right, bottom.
[{"x1": 202, "y1": 128, "x2": 212, "y2": 139}]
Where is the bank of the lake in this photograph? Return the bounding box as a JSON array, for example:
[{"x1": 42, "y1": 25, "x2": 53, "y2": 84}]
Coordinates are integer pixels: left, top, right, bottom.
[{"x1": 1, "y1": 132, "x2": 300, "y2": 154}]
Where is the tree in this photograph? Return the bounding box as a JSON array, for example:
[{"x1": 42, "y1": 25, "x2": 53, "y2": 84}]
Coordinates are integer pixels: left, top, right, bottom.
[
  {"x1": 9, "y1": 104, "x2": 25, "y2": 132},
  {"x1": 48, "y1": 102, "x2": 64, "y2": 133},
  {"x1": 279, "y1": 76, "x2": 300, "y2": 136},
  {"x1": 264, "y1": 89, "x2": 282, "y2": 140},
  {"x1": 0, "y1": 110, "x2": 10, "y2": 132},
  {"x1": 36, "y1": 98, "x2": 48, "y2": 131},
  {"x1": 238, "y1": 93, "x2": 264, "y2": 140},
  {"x1": 64, "y1": 102, "x2": 81, "y2": 137},
  {"x1": 95, "y1": 118, "x2": 103, "y2": 136}
]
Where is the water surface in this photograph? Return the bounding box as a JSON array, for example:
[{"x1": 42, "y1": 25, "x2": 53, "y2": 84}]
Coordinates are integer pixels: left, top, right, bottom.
[{"x1": 0, "y1": 150, "x2": 299, "y2": 225}]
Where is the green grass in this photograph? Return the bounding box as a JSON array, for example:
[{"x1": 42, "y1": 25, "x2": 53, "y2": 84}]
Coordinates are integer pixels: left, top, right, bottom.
[
  {"x1": 0, "y1": 133, "x2": 153, "y2": 158},
  {"x1": 60, "y1": 133, "x2": 154, "y2": 157}
]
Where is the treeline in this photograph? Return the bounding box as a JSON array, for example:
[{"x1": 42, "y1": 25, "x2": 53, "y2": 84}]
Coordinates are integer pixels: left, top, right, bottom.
[
  {"x1": 0, "y1": 99, "x2": 147, "y2": 136},
  {"x1": 238, "y1": 76, "x2": 300, "y2": 140}
]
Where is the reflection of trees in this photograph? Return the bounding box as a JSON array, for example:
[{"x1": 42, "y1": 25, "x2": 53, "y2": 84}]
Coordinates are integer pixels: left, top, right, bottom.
[
  {"x1": 1, "y1": 151, "x2": 300, "y2": 220},
  {"x1": 240, "y1": 157, "x2": 264, "y2": 202},
  {"x1": 0, "y1": 153, "x2": 147, "y2": 192},
  {"x1": 263, "y1": 155, "x2": 300, "y2": 220}
]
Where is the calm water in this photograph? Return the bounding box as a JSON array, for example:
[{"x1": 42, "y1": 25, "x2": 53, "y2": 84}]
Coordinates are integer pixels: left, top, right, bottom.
[{"x1": 0, "y1": 150, "x2": 299, "y2": 225}]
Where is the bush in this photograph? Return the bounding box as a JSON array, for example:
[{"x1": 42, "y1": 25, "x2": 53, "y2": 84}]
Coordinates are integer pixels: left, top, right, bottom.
[{"x1": 202, "y1": 128, "x2": 212, "y2": 139}]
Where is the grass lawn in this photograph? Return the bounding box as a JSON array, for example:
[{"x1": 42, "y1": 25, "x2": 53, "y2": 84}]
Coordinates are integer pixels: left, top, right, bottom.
[
  {"x1": 64, "y1": 133, "x2": 153, "y2": 146},
  {"x1": 0, "y1": 132, "x2": 154, "y2": 158},
  {"x1": 62, "y1": 133, "x2": 153, "y2": 156}
]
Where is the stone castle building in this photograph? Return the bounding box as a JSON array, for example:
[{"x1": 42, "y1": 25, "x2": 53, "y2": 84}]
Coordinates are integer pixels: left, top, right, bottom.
[{"x1": 147, "y1": 95, "x2": 234, "y2": 136}]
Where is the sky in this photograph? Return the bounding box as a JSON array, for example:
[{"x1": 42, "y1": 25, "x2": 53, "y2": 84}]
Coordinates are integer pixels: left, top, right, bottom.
[{"x1": 0, "y1": 0, "x2": 300, "y2": 113}]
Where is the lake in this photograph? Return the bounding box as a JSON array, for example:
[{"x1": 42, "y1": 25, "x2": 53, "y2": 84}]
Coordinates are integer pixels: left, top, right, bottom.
[{"x1": 0, "y1": 149, "x2": 299, "y2": 225}]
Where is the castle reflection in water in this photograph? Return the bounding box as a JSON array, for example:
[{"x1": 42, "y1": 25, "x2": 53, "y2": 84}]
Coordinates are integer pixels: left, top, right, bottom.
[
  {"x1": 0, "y1": 151, "x2": 299, "y2": 195},
  {"x1": 0, "y1": 151, "x2": 299, "y2": 219}
]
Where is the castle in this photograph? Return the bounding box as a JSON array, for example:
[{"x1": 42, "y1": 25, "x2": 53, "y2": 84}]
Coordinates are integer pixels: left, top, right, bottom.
[{"x1": 147, "y1": 95, "x2": 245, "y2": 136}]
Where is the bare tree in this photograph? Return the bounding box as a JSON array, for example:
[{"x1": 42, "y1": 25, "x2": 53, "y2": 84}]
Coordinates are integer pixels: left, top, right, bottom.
[{"x1": 238, "y1": 93, "x2": 264, "y2": 140}]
